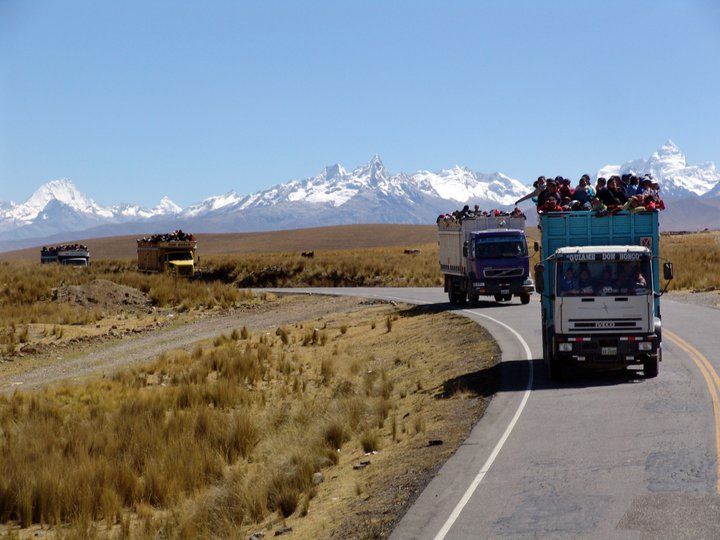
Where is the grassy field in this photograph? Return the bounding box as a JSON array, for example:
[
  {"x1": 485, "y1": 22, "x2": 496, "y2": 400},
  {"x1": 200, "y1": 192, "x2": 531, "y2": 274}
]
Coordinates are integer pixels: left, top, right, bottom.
[
  {"x1": 0, "y1": 303, "x2": 497, "y2": 539},
  {"x1": 0, "y1": 225, "x2": 437, "y2": 262},
  {"x1": 660, "y1": 230, "x2": 720, "y2": 291},
  {"x1": 0, "y1": 260, "x2": 253, "y2": 357}
]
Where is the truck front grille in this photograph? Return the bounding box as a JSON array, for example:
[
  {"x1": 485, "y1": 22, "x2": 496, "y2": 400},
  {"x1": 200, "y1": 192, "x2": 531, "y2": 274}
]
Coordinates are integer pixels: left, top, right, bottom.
[
  {"x1": 567, "y1": 318, "x2": 643, "y2": 333},
  {"x1": 484, "y1": 267, "x2": 523, "y2": 278}
]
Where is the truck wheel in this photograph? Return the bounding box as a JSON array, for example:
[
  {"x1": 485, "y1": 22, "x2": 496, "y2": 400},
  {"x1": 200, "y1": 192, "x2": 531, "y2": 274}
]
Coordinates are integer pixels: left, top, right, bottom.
[
  {"x1": 543, "y1": 334, "x2": 562, "y2": 382},
  {"x1": 503, "y1": 294, "x2": 513, "y2": 302},
  {"x1": 643, "y1": 355, "x2": 659, "y2": 378},
  {"x1": 494, "y1": 294, "x2": 503, "y2": 303},
  {"x1": 468, "y1": 293, "x2": 480, "y2": 307},
  {"x1": 520, "y1": 293, "x2": 531, "y2": 305},
  {"x1": 548, "y1": 357, "x2": 563, "y2": 382}
]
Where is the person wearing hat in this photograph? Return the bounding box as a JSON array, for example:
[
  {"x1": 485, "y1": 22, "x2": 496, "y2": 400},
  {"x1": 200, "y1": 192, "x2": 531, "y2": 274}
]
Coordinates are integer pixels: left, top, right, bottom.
[
  {"x1": 637, "y1": 177, "x2": 653, "y2": 196},
  {"x1": 537, "y1": 180, "x2": 562, "y2": 209}
]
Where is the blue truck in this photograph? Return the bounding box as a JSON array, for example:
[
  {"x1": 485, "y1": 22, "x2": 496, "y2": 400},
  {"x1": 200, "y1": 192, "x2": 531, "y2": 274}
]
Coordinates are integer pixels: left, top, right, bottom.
[
  {"x1": 438, "y1": 216, "x2": 534, "y2": 305},
  {"x1": 534, "y1": 211, "x2": 673, "y2": 380}
]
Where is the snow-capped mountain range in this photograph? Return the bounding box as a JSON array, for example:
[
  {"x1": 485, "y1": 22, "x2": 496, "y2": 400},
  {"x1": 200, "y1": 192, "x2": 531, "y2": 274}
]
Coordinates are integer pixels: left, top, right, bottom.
[
  {"x1": 1, "y1": 140, "x2": 719, "y2": 251},
  {"x1": 597, "y1": 140, "x2": 719, "y2": 199}
]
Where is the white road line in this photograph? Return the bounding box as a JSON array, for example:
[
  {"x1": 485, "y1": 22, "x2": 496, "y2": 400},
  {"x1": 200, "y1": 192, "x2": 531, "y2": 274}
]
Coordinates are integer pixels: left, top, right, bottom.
[
  {"x1": 272, "y1": 289, "x2": 536, "y2": 537},
  {"x1": 433, "y1": 310, "x2": 534, "y2": 540}
]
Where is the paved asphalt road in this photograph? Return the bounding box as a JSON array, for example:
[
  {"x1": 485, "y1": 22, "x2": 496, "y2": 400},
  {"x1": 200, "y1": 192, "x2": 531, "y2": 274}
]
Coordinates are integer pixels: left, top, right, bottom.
[{"x1": 271, "y1": 288, "x2": 720, "y2": 539}]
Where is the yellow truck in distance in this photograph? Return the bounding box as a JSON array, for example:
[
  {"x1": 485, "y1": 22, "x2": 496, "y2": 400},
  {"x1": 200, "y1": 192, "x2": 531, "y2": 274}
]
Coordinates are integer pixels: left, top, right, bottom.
[{"x1": 137, "y1": 234, "x2": 197, "y2": 277}]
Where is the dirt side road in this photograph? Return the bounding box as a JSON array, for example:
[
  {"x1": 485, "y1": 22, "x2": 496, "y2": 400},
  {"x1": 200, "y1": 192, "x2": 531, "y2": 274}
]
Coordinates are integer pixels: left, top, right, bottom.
[{"x1": 0, "y1": 294, "x2": 368, "y2": 393}]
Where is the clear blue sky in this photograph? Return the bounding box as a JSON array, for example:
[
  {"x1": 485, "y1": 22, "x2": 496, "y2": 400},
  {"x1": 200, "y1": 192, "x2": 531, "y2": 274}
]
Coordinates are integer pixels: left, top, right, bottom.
[{"x1": 1, "y1": 0, "x2": 719, "y2": 207}]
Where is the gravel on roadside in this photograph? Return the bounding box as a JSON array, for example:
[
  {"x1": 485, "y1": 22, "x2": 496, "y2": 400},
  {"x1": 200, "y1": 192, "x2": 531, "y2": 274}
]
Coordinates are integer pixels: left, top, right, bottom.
[{"x1": 0, "y1": 294, "x2": 367, "y2": 393}]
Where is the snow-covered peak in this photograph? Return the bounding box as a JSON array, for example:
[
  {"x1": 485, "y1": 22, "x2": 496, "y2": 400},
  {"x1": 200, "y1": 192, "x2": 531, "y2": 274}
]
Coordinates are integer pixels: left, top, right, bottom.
[
  {"x1": 410, "y1": 167, "x2": 527, "y2": 205},
  {"x1": 153, "y1": 196, "x2": 182, "y2": 215},
  {"x1": 658, "y1": 139, "x2": 682, "y2": 156},
  {"x1": 647, "y1": 139, "x2": 687, "y2": 170},
  {"x1": 229, "y1": 156, "x2": 529, "y2": 211},
  {"x1": 322, "y1": 163, "x2": 347, "y2": 181},
  {"x1": 598, "y1": 141, "x2": 719, "y2": 198},
  {"x1": 183, "y1": 190, "x2": 245, "y2": 217},
  {"x1": 6, "y1": 178, "x2": 113, "y2": 222}
]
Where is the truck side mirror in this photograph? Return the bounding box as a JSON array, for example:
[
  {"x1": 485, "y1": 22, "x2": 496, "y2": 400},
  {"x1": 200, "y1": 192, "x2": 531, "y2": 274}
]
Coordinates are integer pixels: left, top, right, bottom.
[
  {"x1": 663, "y1": 262, "x2": 674, "y2": 281},
  {"x1": 533, "y1": 241, "x2": 539, "y2": 253},
  {"x1": 462, "y1": 241, "x2": 468, "y2": 258},
  {"x1": 534, "y1": 264, "x2": 544, "y2": 294}
]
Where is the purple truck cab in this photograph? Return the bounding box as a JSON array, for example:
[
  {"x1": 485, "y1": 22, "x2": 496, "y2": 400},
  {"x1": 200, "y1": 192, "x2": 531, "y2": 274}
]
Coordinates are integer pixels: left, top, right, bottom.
[{"x1": 438, "y1": 217, "x2": 534, "y2": 305}]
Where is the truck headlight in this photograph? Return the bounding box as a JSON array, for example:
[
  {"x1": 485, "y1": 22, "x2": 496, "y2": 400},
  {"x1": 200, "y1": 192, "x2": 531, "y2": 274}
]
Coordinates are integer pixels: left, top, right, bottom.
[
  {"x1": 558, "y1": 343, "x2": 573, "y2": 352},
  {"x1": 638, "y1": 342, "x2": 652, "y2": 351}
]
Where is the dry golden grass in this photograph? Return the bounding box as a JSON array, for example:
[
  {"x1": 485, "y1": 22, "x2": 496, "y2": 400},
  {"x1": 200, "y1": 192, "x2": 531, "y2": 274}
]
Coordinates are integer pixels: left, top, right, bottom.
[
  {"x1": 0, "y1": 259, "x2": 251, "y2": 333},
  {"x1": 660, "y1": 231, "x2": 720, "y2": 291},
  {"x1": 3, "y1": 223, "x2": 719, "y2": 292},
  {"x1": 204, "y1": 244, "x2": 442, "y2": 288},
  {"x1": 0, "y1": 303, "x2": 497, "y2": 539},
  {"x1": 0, "y1": 225, "x2": 437, "y2": 262}
]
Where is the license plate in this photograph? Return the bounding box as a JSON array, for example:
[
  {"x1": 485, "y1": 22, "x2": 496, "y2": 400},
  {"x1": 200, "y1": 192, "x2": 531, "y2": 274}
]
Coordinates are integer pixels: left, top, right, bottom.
[
  {"x1": 601, "y1": 347, "x2": 617, "y2": 356},
  {"x1": 501, "y1": 289, "x2": 509, "y2": 295}
]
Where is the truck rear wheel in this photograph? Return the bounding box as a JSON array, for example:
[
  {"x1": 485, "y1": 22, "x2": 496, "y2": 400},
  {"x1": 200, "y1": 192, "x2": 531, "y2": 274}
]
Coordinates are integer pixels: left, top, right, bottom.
[
  {"x1": 643, "y1": 355, "x2": 659, "y2": 378},
  {"x1": 449, "y1": 290, "x2": 466, "y2": 305},
  {"x1": 520, "y1": 293, "x2": 531, "y2": 305}
]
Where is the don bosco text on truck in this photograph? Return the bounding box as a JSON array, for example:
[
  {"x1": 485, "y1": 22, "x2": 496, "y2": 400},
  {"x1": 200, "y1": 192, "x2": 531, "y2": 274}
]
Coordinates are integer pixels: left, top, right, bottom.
[
  {"x1": 534, "y1": 210, "x2": 673, "y2": 380},
  {"x1": 438, "y1": 215, "x2": 534, "y2": 305}
]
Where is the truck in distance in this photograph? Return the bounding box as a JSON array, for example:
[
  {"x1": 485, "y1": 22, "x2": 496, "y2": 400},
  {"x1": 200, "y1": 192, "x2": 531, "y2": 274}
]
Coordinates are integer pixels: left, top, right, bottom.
[
  {"x1": 534, "y1": 210, "x2": 673, "y2": 380},
  {"x1": 40, "y1": 244, "x2": 90, "y2": 267},
  {"x1": 438, "y1": 215, "x2": 534, "y2": 305},
  {"x1": 137, "y1": 231, "x2": 197, "y2": 277}
]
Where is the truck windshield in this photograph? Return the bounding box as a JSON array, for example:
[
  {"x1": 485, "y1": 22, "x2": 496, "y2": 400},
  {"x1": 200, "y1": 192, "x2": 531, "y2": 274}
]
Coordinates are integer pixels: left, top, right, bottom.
[
  {"x1": 475, "y1": 238, "x2": 527, "y2": 258},
  {"x1": 167, "y1": 252, "x2": 193, "y2": 261},
  {"x1": 556, "y1": 257, "x2": 652, "y2": 297}
]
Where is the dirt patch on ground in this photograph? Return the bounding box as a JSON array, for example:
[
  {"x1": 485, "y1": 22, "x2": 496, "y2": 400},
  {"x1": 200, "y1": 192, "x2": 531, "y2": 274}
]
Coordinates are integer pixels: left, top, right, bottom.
[
  {"x1": 53, "y1": 279, "x2": 152, "y2": 313},
  {"x1": 0, "y1": 294, "x2": 369, "y2": 393}
]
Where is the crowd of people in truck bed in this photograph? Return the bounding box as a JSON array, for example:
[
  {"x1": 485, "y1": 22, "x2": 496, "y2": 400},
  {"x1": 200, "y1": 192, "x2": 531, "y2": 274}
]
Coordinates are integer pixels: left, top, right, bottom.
[
  {"x1": 436, "y1": 206, "x2": 526, "y2": 223},
  {"x1": 515, "y1": 173, "x2": 666, "y2": 215},
  {"x1": 40, "y1": 243, "x2": 88, "y2": 255},
  {"x1": 437, "y1": 173, "x2": 666, "y2": 223},
  {"x1": 137, "y1": 230, "x2": 196, "y2": 243}
]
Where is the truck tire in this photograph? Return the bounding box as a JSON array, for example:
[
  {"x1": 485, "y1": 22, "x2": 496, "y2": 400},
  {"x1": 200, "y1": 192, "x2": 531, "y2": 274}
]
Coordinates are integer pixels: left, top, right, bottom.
[
  {"x1": 449, "y1": 290, "x2": 466, "y2": 305},
  {"x1": 543, "y1": 330, "x2": 563, "y2": 382},
  {"x1": 468, "y1": 292, "x2": 480, "y2": 307},
  {"x1": 494, "y1": 294, "x2": 503, "y2": 303},
  {"x1": 548, "y1": 356, "x2": 563, "y2": 382},
  {"x1": 643, "y1": 355, "x2": 659, "y2": 378},
  {"x1": 520, "y1": 293, "x2": 531, "y2": 305}
]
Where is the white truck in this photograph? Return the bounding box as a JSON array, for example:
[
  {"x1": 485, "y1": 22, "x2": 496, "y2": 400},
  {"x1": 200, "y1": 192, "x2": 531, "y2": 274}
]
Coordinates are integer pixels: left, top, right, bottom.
[{"x1": 40, "y1": 246, "x2": 90, "y2": 266}]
